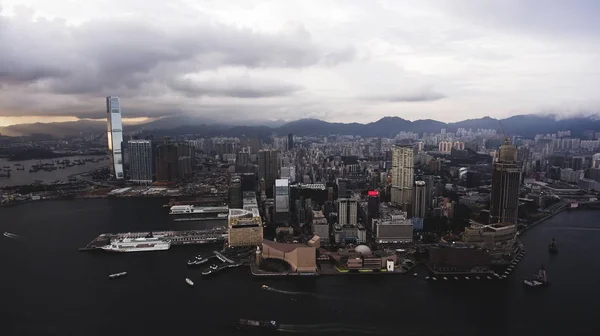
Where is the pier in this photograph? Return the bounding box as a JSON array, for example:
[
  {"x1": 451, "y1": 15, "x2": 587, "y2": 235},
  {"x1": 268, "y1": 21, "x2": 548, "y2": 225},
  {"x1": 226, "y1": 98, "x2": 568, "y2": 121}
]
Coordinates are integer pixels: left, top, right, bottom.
[{"x1": 79, "y1": 227, "x2": 228, "y2": 251}]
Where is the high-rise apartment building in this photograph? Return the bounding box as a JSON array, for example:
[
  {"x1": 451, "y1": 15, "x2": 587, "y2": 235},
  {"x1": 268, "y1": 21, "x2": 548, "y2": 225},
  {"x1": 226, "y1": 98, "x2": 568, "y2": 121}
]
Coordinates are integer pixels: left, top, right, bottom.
[
  {"x1": 412, "y1": 180, "x2": 427, "y2": 218},
  {"x1": 106, "y1": 96, "x2": 124, "y2": 179},
  {"x1": 490, "y1": 139, "x2": 521, "y2": 224},
  {"x1": 128, "y1": 140, "x2": 153, "y2": 184},
  {"x1": 391, "y1": 145, "x2": 414, "y2": 206},
  {"x1": 156, "y1": 139, "x2": 179, "y2": 182},
  {"x1": 258, "y1": 150, "x2": 279, "y2": 198}
]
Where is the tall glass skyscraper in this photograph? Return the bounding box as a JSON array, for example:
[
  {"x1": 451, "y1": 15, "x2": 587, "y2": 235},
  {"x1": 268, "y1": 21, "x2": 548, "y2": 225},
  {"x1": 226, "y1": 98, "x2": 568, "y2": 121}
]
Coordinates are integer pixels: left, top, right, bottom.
[{"x1": 106, "y1": 96, "x2": 124, "y2": 179}]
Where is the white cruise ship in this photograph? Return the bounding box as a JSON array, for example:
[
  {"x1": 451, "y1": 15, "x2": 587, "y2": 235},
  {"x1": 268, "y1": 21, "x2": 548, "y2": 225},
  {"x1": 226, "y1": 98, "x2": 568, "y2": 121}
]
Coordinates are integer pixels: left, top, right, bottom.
[{"x1": 101, "y1": 236, "x2": 171, "y2": 252}]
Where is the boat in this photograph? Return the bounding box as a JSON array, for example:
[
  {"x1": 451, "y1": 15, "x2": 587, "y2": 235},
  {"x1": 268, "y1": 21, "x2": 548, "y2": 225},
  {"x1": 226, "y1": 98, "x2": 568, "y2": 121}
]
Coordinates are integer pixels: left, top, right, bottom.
[
  {"x1": 109, "y1": 272, "x2": 127, "y2": 279},
  {"x1": 549, "y1": 238, "x2": 558, "y2": 254},
  {"x1": 101, "y1": 232, "x2": 171, "y2": 252},
  {"x1": 261, "y1": 284, "x2": 269, "y2": 289},
  {"x1": 523, "y1": 266, "x2": 549, "y2": 288},
  {"x1": 185, "y1": 278, "x2": 194, "y2": 286},
  {"x1": 202, "y1": 264, "x2": 219, "y2": 276},
  {"x1": 237, "y1": 319, "x2": 279, "y2": 331},
  {"x1": 217, "y1": 213, "x2": 228, "y2": 218},
  {"x1": 187, "y1": 255, "x2": 210, "y2": 266}
]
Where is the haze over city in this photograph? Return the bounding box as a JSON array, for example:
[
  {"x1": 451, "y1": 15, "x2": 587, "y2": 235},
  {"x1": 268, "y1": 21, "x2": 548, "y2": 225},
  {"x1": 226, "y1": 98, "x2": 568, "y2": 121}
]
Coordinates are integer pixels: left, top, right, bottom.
[{"x1": 2, "y1": 0, "x2": 600, "y2": 127}]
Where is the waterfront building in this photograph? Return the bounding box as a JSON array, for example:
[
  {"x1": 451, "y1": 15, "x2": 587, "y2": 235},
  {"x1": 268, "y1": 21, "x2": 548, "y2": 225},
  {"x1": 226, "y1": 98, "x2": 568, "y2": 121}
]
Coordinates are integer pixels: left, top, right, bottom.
[
  {"x1": 374, "y1": 211, "x2": 413, "y2": 245},
  {"x1": 127, "y1": 140, "x2": 153, "y2": 184},
  {"x1": 228, "y1": 208, "x2": 263, "y2": 247},
  {"x1": 462, "y1": 221, "x2": 518, "y2": 259},
  {"x1": 106, "y1": 96, "x2": 124, "y2": 179},
  {"x1": 391, "y1": 145, "x2": 414, "y2": 206},
  {"x1": 490, "y1": 138, "x2": 521, "y2": 224}
]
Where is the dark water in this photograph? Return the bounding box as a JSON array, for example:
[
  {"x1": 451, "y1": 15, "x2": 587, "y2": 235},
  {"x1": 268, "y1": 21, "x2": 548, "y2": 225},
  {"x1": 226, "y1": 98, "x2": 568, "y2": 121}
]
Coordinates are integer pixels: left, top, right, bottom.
[
  {"x1": 0, "y1": 156, "x2": 108, "y2": 187},
  {"x1": 2, "y1": 199, "x2": 599, "y2": 336}
]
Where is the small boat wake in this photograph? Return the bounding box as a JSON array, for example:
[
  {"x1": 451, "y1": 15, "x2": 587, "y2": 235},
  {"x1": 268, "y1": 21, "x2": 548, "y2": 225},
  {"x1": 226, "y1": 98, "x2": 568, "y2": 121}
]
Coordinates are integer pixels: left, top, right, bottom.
[
  {"x1": 278, "y1": 323, "x2": 393, "y2": 335},
  {"x1": 263, "y1": 286, "x2": 312, "y2": 296},
  {"x1": 3, "y1": 232, "x2": 27, "y2": 241}
]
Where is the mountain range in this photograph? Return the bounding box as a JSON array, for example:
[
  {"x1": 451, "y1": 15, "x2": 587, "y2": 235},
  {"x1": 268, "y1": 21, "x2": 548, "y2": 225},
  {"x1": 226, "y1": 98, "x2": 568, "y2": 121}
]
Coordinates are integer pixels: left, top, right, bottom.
[{"x1": 1, "y1": 114, "x2": 599, "y2": 139}]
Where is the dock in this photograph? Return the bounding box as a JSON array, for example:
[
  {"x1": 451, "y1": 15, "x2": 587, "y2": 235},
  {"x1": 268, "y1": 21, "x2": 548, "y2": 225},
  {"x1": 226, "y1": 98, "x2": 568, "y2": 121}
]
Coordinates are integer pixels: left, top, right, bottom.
[{"x1": 79, "y1": 227, "x2": 228, "y2": 251}]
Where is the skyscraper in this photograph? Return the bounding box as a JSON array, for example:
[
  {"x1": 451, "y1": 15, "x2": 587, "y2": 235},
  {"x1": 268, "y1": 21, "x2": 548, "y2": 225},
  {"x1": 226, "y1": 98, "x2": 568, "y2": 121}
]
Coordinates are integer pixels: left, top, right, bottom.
[
  {"x1": 106, "y1": 96, "x2": 124, "y2": 179},
  {"x1": 258, "y1": 150, "x2": 279, "y2": 198},
  {"x1": 156, "y1": 138, "x2": 179, "y2": 182},
  {"x1": 391, "y1": 145, "x2": 414, "y2": 206},
  {"x1": 128, "y1": 140, "x2": 153, "y2": 185},
  {"x1": 490, "y1": 138, "x2": 521, "y2": 224},
  {"x1": 412, "y1": 181, "x2": 427, "y2": 218},
  {"x1": 288, "y1": 133, "x2": 294, "y2": 151}
]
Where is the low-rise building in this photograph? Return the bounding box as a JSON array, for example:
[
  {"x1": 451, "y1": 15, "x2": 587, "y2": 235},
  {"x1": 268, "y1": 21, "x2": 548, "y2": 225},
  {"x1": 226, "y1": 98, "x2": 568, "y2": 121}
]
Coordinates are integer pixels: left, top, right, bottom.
[{"x1": 228, "y1": 208, "x2": 263, "y2": 247}]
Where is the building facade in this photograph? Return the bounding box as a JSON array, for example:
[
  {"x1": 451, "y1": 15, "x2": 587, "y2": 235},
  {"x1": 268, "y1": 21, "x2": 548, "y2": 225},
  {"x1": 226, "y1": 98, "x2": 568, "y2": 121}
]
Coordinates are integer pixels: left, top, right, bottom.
[
  {"x1": 106, "y1": 96, "x2": 124, "y2": 179},
  {"x1": 391, "y1": 145, "x2": 414, "y2": 206},
  {"x1": 413, "y1": 180, "x2": 427, "y2": 218},
  {"x1": 128, "y1": 140, "x2": 153, "y2": 184},
  {"x1": 490, "y1": 139, "x2": 521, "y2": 224},
  {"x1": 258, "y1": 150, "x2": 279, "y2": 198}
]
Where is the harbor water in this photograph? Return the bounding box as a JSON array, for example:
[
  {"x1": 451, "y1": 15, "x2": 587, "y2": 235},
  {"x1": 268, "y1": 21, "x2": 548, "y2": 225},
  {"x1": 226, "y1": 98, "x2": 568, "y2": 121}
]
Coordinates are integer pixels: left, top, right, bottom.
[
  {"x1": 0, "y1": 156, "x2": 108, "y2": 187},
  {"x1": 1, "y1": 198, "x2": 599, "y2": 335}
]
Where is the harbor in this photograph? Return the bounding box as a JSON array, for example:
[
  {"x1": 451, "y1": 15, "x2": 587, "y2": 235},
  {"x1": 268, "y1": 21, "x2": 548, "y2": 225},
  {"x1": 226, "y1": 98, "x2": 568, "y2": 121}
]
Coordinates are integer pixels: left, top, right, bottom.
[{"x1": 79, "y1": 227, "x2": 228, "y2": 251}]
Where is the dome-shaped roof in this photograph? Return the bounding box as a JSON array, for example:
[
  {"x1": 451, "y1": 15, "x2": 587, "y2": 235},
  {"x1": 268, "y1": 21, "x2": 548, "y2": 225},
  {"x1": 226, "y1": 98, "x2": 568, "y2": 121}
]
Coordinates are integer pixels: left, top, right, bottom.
[{"x1": 355, "y1": 245, "x2": 372, "y2": 255}]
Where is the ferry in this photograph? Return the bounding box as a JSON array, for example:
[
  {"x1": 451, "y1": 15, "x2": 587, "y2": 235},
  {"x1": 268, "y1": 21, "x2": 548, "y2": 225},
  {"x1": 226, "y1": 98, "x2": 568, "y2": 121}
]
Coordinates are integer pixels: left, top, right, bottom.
[
  {"x1": 237, "y1": 319, "x2": 279, "y2": 331},
  {"x1": 109, "y1": 272, "x2": 127, "y2": 279},
  {"x1": 101, "y1": 233, "x2": 171, "y2": 252}
]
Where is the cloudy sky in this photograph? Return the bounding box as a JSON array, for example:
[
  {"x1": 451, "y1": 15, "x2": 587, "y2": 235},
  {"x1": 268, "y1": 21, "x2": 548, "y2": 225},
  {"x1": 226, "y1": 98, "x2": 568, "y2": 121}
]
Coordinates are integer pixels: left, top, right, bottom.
[{"x1": 1, "y1": 0, "x2": 600, "y2": 127}]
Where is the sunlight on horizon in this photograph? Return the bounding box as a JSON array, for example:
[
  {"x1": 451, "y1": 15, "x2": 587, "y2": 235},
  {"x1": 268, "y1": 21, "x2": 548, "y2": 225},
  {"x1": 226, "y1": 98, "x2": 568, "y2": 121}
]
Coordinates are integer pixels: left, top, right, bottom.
[{"x1": 0, "y1": 116, "x2": 155, "y2": 127}]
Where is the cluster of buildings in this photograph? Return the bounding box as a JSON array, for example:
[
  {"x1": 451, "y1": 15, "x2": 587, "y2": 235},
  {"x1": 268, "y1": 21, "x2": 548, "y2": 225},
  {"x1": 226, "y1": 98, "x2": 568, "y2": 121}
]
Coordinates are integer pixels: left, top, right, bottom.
[{"x1": 104, "y1": 98, "x2": 600, "y2": 274}]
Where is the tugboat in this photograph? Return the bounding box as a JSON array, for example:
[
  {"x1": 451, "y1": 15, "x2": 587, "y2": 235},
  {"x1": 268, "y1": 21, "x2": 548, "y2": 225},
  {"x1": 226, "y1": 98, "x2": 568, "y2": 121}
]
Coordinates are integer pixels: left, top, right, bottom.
[
  {"x1": 549, "y1": 238, "x2": 558, "y2": 254},
  {"x1": 523, "y1": 266, "x2": 549, "y2": 288},
  {"x1": 236, "y1": 319, "x2": 279, "y2": 331}
]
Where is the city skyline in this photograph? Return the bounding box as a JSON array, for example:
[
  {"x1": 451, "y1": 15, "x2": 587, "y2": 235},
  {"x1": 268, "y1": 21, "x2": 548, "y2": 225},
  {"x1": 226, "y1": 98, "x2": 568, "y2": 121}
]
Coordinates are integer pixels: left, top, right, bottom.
[{"x1": 2, "y1": 0, "x2": 600, "y2": 127}]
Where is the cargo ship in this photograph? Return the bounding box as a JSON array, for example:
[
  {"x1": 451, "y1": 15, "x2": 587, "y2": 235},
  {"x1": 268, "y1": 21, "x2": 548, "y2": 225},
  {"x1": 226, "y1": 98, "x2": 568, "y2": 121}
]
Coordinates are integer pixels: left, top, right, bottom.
[
  {"x1": 236, "y1": 319, "x2": 279, "y2": 331},
  {"x1": 101, "y1": 233, "x2": 170, "y2": 252}
]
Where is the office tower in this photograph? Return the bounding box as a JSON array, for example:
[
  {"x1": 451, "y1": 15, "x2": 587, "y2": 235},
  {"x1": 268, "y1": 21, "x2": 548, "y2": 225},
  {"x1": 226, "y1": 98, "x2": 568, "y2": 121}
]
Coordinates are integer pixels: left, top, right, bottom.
[
  {"x1": 258, "y1": 150, "x2": 279, "y2": 198},
  {"x1": 412, "y1": 181, "x2": 427, "y2": 218},
  {"x1": 288, "y1": 133, "x2": 294, "y2": 151},
  {"x1": 422, "y1": 175, "x2": 435, "y2": 214},
  {"x1": 106, "y1": 96, "x2": 124, "y2": 179},
  {"x1": 490, "y1": 138, "x2": 521, "y2": 224},
  {"x1": 229, "y1": 175, "x2": 243, "y2": 208},
  {"x1": 349, "y1": 199, "x2": 357, "y2": 225},
  {"x1": 274, "y1": 178, "x2": 290, "y2": 226},
  {"x1": 128, "y1": 140, "x2": 153, "y2": 185},
  {"x1": 367, "y1": 190, "x2": 380, "y2": 220},
  {"x1": 338, "y1": 198, "x2": 348, "y2": 225},
  {"x1": 336, "y1": 178, "x2": 349, "y2": 199},
  {"x1": 391, "y1": 145, "x2": 414, "y2": 206},
  {"x1": 156, "y1": 138, "x2": 179, "y2": 182}
]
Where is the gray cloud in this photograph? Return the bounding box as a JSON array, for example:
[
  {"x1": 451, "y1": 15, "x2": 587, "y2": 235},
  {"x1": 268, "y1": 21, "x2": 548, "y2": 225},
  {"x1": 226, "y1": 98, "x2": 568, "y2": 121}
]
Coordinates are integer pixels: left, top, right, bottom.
[
  {"x1": 361, "y1": 89, "x2": 446, "y2": 103},
  {"x1": 0, "y1": 7, "x2": 352, "y2": 119},
  {"x1": 168, "y1": 77, "x2": 303, "y2": 98}
]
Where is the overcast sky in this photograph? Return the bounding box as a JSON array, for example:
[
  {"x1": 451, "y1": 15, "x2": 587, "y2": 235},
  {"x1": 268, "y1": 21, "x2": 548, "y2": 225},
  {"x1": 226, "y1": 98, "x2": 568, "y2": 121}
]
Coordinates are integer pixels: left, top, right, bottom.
[{"x1": 1, "y1": 0, "x2": 600, "y2": 126}]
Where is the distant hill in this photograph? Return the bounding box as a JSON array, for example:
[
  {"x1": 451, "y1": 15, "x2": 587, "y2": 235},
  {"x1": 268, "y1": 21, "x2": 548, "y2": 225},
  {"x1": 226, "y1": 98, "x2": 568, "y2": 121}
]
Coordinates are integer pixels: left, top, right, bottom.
[{"x1": 1, "y1": 114, "x2": 599, "y2": 138}]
